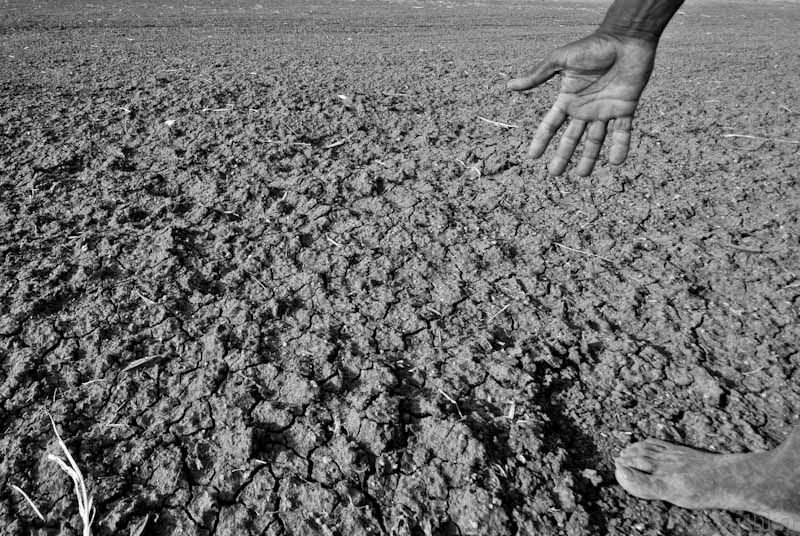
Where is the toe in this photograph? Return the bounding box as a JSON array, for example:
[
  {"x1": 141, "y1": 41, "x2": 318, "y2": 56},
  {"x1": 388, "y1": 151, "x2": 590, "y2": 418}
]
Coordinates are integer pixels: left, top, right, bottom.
[
  {"x1": 615, "y1": 453, "x2": 655, "y2": 473},
  {"x1": 642, "y1": 438, "x2": 671, "y2": 450},
  {"x1": 615, "y1": 463, "x2": 666, "y2": 501},
  {"x1": 619, "y1": 441, "x2": 651, "y2": 459},
  {"x1": 639, "y1": 439, "x2": 705, "y2": 464}
]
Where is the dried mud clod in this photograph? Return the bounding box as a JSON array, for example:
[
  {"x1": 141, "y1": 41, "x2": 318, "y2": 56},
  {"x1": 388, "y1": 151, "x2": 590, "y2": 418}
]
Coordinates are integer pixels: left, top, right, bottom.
[{"x1": 1, "y1": 1, "x2": 800, "y2": 535}]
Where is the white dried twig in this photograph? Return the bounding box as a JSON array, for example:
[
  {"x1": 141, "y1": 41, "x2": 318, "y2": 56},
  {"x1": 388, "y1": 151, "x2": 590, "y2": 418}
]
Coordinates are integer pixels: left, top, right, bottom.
[
  {"x1": 122, "y1": 355, "x2": 161, "y2": 372},
  {"x1": 425, "y1": 305, "x2": 442, "y2": 317},
  {"x1": 323, "y1": 134, "x2": 354, "y2": 149},
  {"x1": 266, "y1": 139, "x2": 312, "y2": 147},
  {"x1": 721, "y1": 133, "x2": 799, "y2": 145},
  {"x1": 477, "y1": 116, "x2": 520, "y2": 129},
  {"x1": 134, "y1": 289, "x2": 157, "y2": 305},
  {"x1": 243, "y1": 269, "x2": 270, "y2": 292},
  {"x1": 9, "y1": 484, "x2": 45, "y2": 521},
  {"x1": 467, "y1": 166, "x2": 481, "y2": 178},
  {"x1": 437, "y1": 388, "x2": 464, "y2": 419},
  {"x1": 488, "y1": 303, "x2": 511, "y2": 321},
  {"x1": 553, "y1": 242, "x2": 613, "y2": 263},
  {"x1": 507, "y1": 401, "x2": 516, "y2": 420}
]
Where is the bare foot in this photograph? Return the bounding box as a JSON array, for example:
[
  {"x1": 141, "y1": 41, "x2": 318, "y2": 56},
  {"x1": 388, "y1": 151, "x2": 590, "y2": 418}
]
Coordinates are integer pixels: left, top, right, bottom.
[{"x1": 614, "y1": 435, "x2": 800, "y2": 532}]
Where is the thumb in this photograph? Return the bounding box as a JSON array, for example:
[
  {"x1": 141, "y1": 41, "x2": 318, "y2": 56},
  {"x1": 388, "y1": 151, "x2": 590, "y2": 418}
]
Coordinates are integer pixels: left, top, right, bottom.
[{"x1": 507, "y1": 53, "x2": 562, "y2": 91}]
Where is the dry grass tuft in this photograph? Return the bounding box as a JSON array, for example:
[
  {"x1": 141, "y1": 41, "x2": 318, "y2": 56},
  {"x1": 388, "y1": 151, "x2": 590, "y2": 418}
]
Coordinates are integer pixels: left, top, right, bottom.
[
  {"x1": 130, "y1": 514, "x2": 149, "y2": 536},
  {"x1": 47, "y1": 414, "x2": 94, "y2": 536}
]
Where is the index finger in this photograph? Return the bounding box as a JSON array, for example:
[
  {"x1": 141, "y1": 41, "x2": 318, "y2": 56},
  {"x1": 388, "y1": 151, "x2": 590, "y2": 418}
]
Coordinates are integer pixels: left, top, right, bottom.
[{"x1": 528, "y1": 105, "x2": 567, "y2": 159}]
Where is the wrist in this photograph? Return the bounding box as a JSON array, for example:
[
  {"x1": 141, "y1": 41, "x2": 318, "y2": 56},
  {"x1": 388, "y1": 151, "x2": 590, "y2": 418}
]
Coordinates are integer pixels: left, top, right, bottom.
[
  {"x1": 598, "y1": 0, "x2": 685, "y2": 43},
  {"x1": 596, "y1": 22, "x2": 662, "y2": 43}
]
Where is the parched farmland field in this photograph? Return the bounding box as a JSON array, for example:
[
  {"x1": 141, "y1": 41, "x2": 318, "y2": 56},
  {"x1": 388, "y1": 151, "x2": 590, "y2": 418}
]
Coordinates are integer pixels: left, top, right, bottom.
[{"x1": 1, "y1": 0, "x2": 799, "y2": 534}]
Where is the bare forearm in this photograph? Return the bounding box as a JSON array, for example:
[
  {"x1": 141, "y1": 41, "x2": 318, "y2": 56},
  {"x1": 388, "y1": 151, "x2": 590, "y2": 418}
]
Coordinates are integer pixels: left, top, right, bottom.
[{"x1": 598, "y1": 0, "x2": 685, "y2": 42}]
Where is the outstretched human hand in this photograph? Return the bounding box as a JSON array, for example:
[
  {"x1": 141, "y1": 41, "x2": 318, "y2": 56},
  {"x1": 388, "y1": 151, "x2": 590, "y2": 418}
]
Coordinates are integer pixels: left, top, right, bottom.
[{"x1": 508, "y1": 32, "x2": 657, "y2": 176}]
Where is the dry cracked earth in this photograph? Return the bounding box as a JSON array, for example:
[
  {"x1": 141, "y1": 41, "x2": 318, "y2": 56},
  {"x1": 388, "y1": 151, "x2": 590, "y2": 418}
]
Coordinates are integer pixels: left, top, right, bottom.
[{"x1": 1, "y1": 0, "x2": 799, "y2": 534}]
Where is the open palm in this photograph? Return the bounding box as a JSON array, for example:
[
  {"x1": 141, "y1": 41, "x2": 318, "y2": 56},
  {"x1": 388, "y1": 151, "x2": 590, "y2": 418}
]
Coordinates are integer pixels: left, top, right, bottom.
[{"x1": 509, "y1": 32, "x2": 657, "y2": 176}]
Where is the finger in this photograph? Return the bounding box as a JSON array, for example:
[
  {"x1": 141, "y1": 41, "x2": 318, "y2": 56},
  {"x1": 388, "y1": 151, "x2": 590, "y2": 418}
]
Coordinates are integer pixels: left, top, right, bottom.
[
  {"x1": 609, "y1": 116, "x2": 633, "y2": 165},
  {"x1": 527, "y1": 105, "x2": 566, "y2": 158},
  {"x1": 507, "y1": 54, "x2": 561, "y2": 91},
  {"x1": 549, "y1": 119, "x2": 586, "y2": 176},
  {"x1": 575, "y1": 121, "x2": 607, "y2": 176}
]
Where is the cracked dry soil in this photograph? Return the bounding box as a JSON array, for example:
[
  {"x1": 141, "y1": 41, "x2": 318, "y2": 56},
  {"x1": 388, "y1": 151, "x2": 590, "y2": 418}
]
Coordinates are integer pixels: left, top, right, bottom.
[{"x1": 1, "y1": 0, "x2": 799, "y2": 535}]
